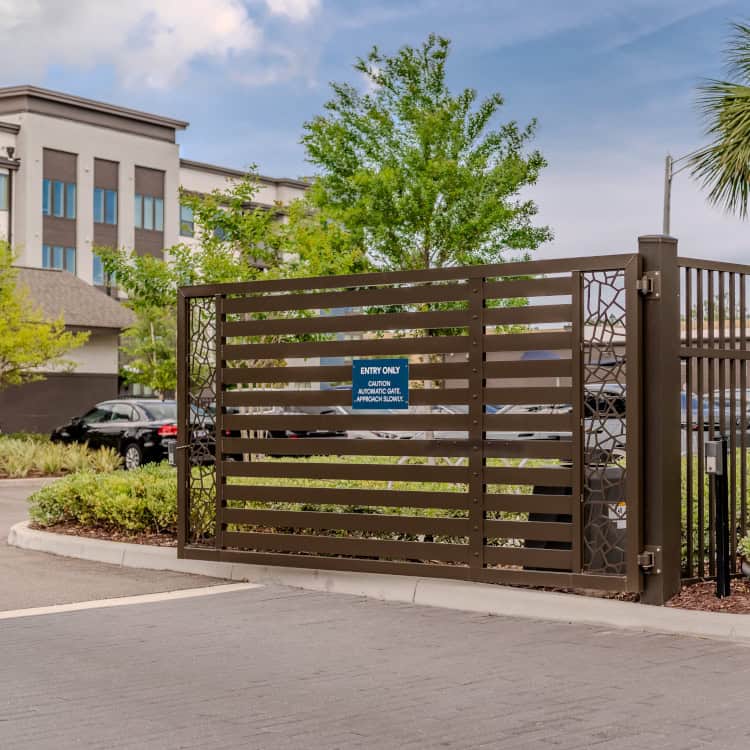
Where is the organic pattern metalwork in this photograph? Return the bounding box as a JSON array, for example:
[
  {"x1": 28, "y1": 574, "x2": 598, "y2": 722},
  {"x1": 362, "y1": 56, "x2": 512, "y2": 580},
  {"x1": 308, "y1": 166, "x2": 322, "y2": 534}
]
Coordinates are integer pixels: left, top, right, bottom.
[
  {"x1": 582, "y1": 270, "x2": 628, "y2": 575},
  {"x1": 186, "y1": 295, "x2": 217, "y2": 544}
]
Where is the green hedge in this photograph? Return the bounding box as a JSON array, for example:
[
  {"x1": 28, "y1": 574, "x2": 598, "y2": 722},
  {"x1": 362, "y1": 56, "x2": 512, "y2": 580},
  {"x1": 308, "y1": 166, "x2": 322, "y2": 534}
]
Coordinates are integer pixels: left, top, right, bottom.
[{"x1": 29, "y1": 463, "x2": 177, "y2": 535}]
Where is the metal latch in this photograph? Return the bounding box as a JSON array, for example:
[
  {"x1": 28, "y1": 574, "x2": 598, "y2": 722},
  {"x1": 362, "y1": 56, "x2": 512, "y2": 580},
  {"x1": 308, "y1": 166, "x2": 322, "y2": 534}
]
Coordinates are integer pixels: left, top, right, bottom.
[{"x1": 636, "y1": 271, "x2": 661, "y2": 298}]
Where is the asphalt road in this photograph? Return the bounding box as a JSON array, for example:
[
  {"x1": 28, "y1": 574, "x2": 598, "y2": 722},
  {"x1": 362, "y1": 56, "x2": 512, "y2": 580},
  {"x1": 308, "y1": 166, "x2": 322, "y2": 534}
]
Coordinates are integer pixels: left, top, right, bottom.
[
  {"x1": 1, "y1": 583, "x2": 749, "y2": 749},
  {"x1": 0, "y1": 479, "x2": 220, "y2": 611}
]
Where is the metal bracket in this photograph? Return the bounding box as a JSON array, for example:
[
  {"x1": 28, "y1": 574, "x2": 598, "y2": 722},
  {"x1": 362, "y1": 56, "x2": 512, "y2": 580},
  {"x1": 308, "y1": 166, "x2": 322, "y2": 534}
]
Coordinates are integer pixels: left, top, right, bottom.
[
  {"x1": 637, "y1": 545, "x2": 663, "y2": 574},
  {"x1": 636, "y1": 271, "x2": 661, "y2": 298}
]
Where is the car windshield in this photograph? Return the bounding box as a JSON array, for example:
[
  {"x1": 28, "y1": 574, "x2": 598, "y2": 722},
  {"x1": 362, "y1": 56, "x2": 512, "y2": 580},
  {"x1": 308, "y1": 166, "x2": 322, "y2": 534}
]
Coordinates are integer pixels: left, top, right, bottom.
[{"x1": 141, "y1": 402, "x2": 177, "y2": 421}]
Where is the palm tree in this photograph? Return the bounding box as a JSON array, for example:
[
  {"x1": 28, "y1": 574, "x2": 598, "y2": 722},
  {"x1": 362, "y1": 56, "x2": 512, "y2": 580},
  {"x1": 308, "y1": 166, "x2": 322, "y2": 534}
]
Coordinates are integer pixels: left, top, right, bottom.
[{"x1": 690, "y1": 22, "x2": 750, "y2": 218}]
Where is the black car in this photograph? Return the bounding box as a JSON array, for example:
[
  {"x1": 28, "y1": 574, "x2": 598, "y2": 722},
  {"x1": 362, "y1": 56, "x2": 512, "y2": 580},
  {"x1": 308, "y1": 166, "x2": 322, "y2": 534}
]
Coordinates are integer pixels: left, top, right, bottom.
[{"x1": 51, "y1": 399, "x2": 213, "y2": 470}]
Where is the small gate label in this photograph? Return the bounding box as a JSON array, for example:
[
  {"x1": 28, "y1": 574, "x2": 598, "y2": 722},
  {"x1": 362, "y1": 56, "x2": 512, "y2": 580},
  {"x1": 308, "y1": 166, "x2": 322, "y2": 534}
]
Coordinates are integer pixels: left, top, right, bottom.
[{"x1": 352, "y1": 359, "x2": 409, "y2": 410}]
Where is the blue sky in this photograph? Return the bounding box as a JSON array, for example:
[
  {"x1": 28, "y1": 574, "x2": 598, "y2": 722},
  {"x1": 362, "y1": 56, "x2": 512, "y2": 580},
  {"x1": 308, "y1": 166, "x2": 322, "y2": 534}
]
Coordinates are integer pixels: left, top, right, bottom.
[{"x1": 2, "y1": 0, "x2": 748, "y2": 261}]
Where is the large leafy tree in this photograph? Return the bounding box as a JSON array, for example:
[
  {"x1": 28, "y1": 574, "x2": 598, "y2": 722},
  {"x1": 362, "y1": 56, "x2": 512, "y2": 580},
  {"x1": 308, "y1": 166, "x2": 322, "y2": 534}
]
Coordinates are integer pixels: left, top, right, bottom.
[
  {"x1": 98, "y1": 174, "x2": 367, "y2": 395},
  {"x1": 690, "y1": 22, "x2": 750, "y2": 217},
  {"x1": 0, "y1": 243, "x2": 88, "y2": 391},
  {"x1": 302, "y1": 33, "x2": 551, "y2": 271}
]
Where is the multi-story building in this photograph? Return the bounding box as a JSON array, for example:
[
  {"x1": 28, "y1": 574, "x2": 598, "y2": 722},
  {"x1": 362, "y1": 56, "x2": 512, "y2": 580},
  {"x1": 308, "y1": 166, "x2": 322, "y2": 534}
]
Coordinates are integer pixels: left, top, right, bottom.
[{"x1": 0, "y1": 85, "x2": 308, "y2": 433}]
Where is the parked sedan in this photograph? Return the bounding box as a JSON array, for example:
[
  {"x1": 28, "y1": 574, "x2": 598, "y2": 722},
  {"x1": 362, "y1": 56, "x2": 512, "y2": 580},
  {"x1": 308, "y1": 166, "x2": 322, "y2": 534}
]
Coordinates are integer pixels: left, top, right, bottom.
[{"x1": 50, "y1": 399, "x2": 211, "y2": 470}]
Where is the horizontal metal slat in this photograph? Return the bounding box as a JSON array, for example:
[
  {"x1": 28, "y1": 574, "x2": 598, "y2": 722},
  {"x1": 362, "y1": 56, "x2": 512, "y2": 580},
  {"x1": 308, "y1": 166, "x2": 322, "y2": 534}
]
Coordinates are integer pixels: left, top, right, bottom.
[
  {"x1": 223, "y1": 413, "x2": 469, "y2": 432},
  {"x1": 484, "y1": 412, "x2": 573, "y2": 432},
  {"x1": 222, "y1": 460, "x2": 468, "y2": 483},
  {"x1": 484, "y1": 492, "x2": 574, "y2": 514},
  {"x1": 221, "y1": 282, "x2": 471, "y2": 314},
  {"x1": 484, "y1": 304, "x2": 573, "y2": 326},
  {"x1": 222, "y1": 388, "x2": 470, "y2": 408},
  {"x1": 223, "y1": 484, "x2": 468, "y2": 509},
  {"x1": 484, "y1": 466, "x2": 573, "y2": 487},
  {"x1": 222, "y1": 361, "x2": 470, "y2": 384},
  {"x1": 484, "y1": 440, "x2": 573, "y2": 460},
  {"x1": 484, "y1": 276, "x2": 573, "y2": 300},
  {"x1": 483, "y1": 520, "x2": 573, "y2": 542},
  {"x1": 484, "y1": 359, "x2": 572, "y2": 379},
  {"x1": 222, "y1": 508, "x2": 469, "y2": 536},
  {"x1": 484, "y1": 331, "x2": 572, "y2": 352},
  {"x1": 222, "y1": 309, "x2": 471, "y2": 338},
  {"x1": 223, "y1": 335, "x2": 470, "y2": 361},
  {"x1": 483, "y1": 545, "x2": 573, "y2": 570},
  {"x1": 222, "y1": 531, "x2": 470, "y2": 563},
  {"x1": 222, "y1": 438, "x2": 474, "y2": 458},
  {"x1": 485, "y1": 387, "x2": 572, "y2": 405}
]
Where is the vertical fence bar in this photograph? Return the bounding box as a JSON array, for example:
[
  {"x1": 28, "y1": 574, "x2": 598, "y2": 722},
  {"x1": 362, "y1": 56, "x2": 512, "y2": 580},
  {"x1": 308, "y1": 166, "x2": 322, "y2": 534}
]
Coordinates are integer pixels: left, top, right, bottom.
[
  {"x1": 571, "y1": 271, "x2": 584, "y2": 573},
  {"x1": 624, "y1": 256, "x2": 643, "y2": 591},
  {"x1": 708, "y1": 270, "x2": 716, "y2": 575},
  {"x1": 685, "y1": 266, "x2": 693, "y2": 576},
  {"x1": 215, "y1": 294, "x2": 225, "y2": 551},
  {"x1": 697, "y1": 269, "x2": 705, "y2": 576},
  {"x1": 742, "y1": 275, "x2": 748, "y2": 540},
  {"x1": 469, "y1": 273, "x2": 485, "y2": 577},
  {"x1": 729, "y1": 273, "x2": 737, "y2": 567},
  {"x1": 639, "y1": 236, "x2": 681, "y2": 604},
  {"x1": 176, "y1": 289, "x2": 188, "y2": 556}
]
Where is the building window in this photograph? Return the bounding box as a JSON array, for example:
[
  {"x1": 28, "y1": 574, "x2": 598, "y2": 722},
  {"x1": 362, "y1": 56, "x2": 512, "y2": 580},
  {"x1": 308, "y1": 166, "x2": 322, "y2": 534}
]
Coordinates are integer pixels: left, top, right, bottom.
[
  {"x1": 93, "y1": 254, "x2": 104, "y2": 285},
  {"x1": 135, "y1": 193, "x2": 163, "y2": 232},
  {"x1": 180, "y1": 205, "x2": 194, "y2": 237},
  {"x1": 43, "y1": 178, "x2": 76, "y2": 219},
  {"x1": 0, "y1": 173, "x2": 8, "y2": 211},
  {"x1": 42, "y1": 244, "x2": 76, "y2": 272},
  {"x1": 94, "y1": 188, "x2": 117, "y2": 225}
]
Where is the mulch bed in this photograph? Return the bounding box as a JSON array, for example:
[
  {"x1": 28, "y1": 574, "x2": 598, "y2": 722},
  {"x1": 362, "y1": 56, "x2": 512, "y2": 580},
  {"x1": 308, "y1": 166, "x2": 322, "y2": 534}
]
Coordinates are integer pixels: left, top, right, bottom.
[
  {"x1": 31, "y1": 522, "x2": 177, "y2": 547},
  {"x1": 667, "y1": 578, "x2": 750, "y2": 614}
]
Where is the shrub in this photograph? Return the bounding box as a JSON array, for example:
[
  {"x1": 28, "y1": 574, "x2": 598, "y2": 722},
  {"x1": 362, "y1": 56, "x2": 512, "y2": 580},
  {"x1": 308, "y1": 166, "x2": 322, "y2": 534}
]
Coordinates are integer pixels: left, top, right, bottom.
[
  {"x1": 29, "y1": 463, "x2": 178, "y2": 535},
  {"x1": 0, "y1": 437, "x2": 122, "y2": 477}
]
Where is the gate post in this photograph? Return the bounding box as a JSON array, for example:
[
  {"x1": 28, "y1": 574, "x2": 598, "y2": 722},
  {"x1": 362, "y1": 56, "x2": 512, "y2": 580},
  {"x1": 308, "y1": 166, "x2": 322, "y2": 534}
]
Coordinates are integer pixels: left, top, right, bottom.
[{"x1": 638, "y1": 235, "x2": 682, "y2": 605}]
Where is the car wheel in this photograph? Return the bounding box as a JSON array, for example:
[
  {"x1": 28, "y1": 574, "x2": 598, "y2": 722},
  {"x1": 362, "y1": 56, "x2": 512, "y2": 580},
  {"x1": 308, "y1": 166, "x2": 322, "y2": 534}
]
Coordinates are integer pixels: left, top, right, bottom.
[{"x1": 123, "y1": 442, "x2": 143, "y2": 470}]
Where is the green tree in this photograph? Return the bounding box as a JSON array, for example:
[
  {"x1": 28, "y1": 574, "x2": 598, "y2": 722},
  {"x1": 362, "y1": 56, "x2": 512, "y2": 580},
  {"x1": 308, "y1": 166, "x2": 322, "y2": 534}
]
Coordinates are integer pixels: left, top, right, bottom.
[
  {"x1": 690, "y1": 22, "x2": 750, "y2": 217},
  {"x1": 0, "y1": 243, "x2": 88, "y2": 391},
  {"x1": 302, "y1": 33, "x2": 551, "y2": 271},
  {"x1": 97, "y1": 173, "x2": 367, "y2": 395}
]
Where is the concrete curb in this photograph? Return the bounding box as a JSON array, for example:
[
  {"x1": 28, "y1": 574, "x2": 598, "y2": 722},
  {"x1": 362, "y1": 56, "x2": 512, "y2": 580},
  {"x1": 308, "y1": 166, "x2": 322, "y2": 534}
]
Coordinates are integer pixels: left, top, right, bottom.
[{"x1": 9, "y1": 521, "x2": 750, "y2": 643}]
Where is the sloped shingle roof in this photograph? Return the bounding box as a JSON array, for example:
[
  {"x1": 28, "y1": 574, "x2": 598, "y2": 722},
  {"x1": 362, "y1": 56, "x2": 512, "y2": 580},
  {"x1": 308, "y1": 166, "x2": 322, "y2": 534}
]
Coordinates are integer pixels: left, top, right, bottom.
[{"x1": 16, "y1": 267, "x2": 135, "y2": 330}]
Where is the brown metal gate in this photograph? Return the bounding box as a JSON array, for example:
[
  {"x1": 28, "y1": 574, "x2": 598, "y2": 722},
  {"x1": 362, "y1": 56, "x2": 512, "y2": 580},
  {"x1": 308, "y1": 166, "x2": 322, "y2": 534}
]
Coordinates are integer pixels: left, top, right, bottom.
[{"x1": 177, "y1": 254, "x2": 642, "y2": 593}]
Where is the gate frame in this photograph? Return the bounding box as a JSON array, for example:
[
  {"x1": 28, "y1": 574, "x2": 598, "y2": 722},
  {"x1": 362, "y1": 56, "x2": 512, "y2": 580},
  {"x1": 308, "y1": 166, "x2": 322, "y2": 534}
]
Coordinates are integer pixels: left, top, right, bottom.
[{"x1": 176, "y1": 251, "x2": 657, "y2": 597}]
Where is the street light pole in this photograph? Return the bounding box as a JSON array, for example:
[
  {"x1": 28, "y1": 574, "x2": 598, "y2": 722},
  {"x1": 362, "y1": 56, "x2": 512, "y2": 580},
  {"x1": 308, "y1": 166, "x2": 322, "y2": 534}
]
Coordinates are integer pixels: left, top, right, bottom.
[
  {"x1": 662, "y1": 154, "x2": 673, "y2": 236},
  {"x1": 661, "y1": 148, "x2": 702, "y2": 237}
]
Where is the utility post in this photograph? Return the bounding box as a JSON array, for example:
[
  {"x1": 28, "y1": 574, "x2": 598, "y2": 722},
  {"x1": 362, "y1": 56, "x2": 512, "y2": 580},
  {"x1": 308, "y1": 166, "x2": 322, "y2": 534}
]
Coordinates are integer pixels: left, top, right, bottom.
[{"x1": 638, "y1": 235, "x2": 682, "y2": 605}]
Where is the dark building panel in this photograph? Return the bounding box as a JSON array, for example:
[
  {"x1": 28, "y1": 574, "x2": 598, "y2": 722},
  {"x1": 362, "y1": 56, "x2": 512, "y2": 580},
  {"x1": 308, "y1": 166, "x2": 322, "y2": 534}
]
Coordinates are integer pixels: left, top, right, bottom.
[
  {"x1": 0, "y1": 373, "x2": 118, "y2": 434},
  {"x1": 43, "y1": 148, "x2": 77, "y2": 182},
  {"x1": 134, "y1": 166, "x2": 164, "y2": 197},
  {"x1": 43, "y1": 216, "x2": 76, "y2": 247},
  {"x1": 94, "y1": 158, "x2": 118, "y2": 189},
  {"x1": 94, "y1": 222, "x2": 117, "y2": 248},
  {"x1": 134, "y1": 228, "x2": 164, "y2": 257}
]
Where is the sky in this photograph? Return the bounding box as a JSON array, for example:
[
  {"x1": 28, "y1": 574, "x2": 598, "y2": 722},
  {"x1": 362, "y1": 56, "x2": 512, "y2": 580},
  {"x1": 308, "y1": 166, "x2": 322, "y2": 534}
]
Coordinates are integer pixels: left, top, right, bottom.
[{"x1": 1, "y1": 0, "x2": 748, "y2": 262}]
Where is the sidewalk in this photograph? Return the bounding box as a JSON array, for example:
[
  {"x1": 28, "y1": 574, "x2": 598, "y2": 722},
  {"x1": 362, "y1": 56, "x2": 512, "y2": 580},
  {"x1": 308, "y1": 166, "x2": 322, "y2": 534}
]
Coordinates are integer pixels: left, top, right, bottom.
[
  {"x1": 11, "y1": 517, "x2": 750, "y2": 645},
  {"x1": 0, "y1": 479, "x2": 222, "y2": 611}
]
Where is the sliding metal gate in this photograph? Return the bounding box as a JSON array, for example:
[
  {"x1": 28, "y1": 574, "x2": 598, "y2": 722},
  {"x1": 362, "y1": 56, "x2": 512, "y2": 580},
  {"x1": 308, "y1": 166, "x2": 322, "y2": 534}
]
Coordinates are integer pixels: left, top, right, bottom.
[{"x1": 177, "y1": 254, "x2": 643, "y2": 593}]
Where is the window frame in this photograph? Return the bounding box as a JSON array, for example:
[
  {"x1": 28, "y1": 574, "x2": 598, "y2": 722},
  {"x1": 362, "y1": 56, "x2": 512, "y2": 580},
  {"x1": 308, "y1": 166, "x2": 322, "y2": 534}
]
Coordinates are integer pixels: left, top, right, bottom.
[{"x1": 180, "y1": 204, "x2": 194, "y2": 237}]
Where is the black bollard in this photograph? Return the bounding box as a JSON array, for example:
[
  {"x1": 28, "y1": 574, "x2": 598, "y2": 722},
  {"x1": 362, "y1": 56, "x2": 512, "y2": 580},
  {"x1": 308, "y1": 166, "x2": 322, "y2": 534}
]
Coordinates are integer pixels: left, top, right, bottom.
[{"x1": 706, "y1": 437, "x2": 731, "y2": 599}]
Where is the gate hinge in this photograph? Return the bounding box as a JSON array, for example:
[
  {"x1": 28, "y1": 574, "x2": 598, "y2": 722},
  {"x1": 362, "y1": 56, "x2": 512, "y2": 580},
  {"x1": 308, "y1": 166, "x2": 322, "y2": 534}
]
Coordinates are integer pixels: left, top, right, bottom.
[
  {"x1": 635, "y1": 271, "x2": 661, "y2": 298},
  {"x1": 637, "y1": 545, "x2": 662, "y2": 574},
  {"x1": 637, "y1": 551, "x2": 654, "y2": 570}
]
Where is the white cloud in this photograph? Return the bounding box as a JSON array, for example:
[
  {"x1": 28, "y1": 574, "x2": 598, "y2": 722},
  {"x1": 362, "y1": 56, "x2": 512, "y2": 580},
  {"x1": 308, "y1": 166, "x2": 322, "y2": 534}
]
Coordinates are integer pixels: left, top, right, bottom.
[
  {"x1": 0, "y1": 0, "x2": 319, "y2": 89},
  {"x1": 264, "y1": 0, "x2": 320, "y2": 22}
]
